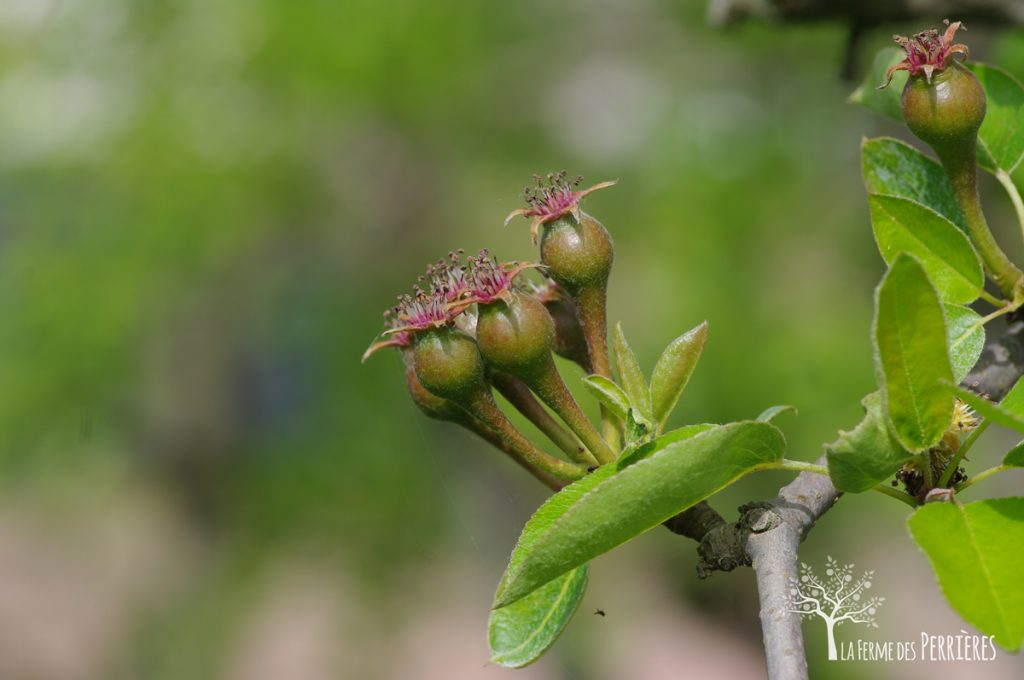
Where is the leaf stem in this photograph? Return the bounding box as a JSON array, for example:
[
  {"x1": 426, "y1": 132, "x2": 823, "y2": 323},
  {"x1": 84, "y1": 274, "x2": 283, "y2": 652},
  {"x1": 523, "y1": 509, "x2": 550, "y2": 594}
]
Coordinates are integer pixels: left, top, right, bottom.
[
  {"x1": 995, "y1": 168, "x2": 1024, "y2": 245},
  {"x1": 973, "y1": 303, "x2": 1018, "y2": 329},
  {"x1": 871, "y1": 483, "x2": 918, "y2": 508},
  {"x1": 771, "y1": 459, "x2": 916, "y2": 507},
  {"x1": 937, "y1": 419, "x2": 991, "y2": 488},
  {"x1": 774, "y1": 459, "x2": 828, "y2": 475},
  {"x1": 979, "y1": 288, "x2": 1007, "y2": 309},
  {"x1": 955, "y1": 463, "x2": 1011, "y2": 492}
]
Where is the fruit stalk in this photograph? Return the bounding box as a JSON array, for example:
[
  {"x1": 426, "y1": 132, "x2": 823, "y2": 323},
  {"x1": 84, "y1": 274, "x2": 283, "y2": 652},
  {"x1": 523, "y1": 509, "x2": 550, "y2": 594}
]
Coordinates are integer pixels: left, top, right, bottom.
[
  {"x1": 475, "y1": 293, "x2": 616, "y2": 465},
  {"x1": 938, "y1": 142, "x2": 1023, "y2": 299},
  {"x1": 402, "y1": 350, "x2": 565, "y2": 490},
  {"x1": 462, "y1": 386, "x2": 589, "y2": 481},
  {"x1": 413, "y1": 327, "x2": 587, "y2": 482},
  {"x1": 490, "y1": 371, "x2": 596, "y2": 465}
]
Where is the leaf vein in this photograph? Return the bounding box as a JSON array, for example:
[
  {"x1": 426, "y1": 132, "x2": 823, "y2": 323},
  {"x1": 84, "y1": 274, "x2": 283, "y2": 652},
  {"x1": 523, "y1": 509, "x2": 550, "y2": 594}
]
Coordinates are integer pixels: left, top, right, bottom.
[{"x1": 498, "y1": 570, "x2": 577, "y2": 660}]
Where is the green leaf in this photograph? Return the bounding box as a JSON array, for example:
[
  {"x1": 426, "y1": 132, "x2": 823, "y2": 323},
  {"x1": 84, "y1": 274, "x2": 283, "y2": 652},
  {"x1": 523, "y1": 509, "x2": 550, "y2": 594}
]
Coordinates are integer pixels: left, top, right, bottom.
[
  {"x1": 945, "y1": 304, "x2": 985, "y2": 383},
  {"x1": 826, "y1": 392, "x2": 912, "y2": 493},
  {"x1": 612, "y1": 323, "x2": 651, "y2": 421},
  {"x1": 581, "y1": 375, "x2": 630, "y2": 422},
  {"x1": 649, "y1": 321, "x2": 708, "y2": 431},
  {"x1": 861, "y1": 137, "x2": 965, "y2": 231},
  {"x1": 947, "y1": 384, "x2": 1024, "y2": 434},
  {"x1": 756, "y1": 405, "x2": 797, "y2": 423},
  {"x1": 496, "y1": 450, "x2": 648, "y2": 610},
  {"x1": 908, "y1": 498, "x2": 1024, "y2": 651},
  {"x1": 488, "y1": 565, "x2": 587, "y2": 668},
  {"x1": 874, "y1": 254, "x2": 955, "y2": 451},
  {"x1": 970, "y1": 64, "x2": 1024, "y2": 174},
  {"x1": 494, "y1": 421, "x2": 785, "y2": 607},
  {"x1": 868, "y1": 194, "x2": 984, "y2": 305},
  {"x1": 1004, "y1": 441, "x2": 1024, "y2": 467},
  {"x1": 849, "y1": 47, "x2": 906, "y2": 121},
  {"x1": 998, "y1": 375, "x2": 1024, "y2": 414}
]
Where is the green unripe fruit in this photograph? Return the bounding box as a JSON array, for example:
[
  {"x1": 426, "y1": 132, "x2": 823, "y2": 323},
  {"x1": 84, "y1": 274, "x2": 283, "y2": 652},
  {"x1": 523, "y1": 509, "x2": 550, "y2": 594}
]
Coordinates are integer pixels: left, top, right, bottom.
[
  {"x1": 477, "y1": 290, "x2": 617, "y2": 465},
  {"x1": 401, "y1": 349, "x2": 464, "y2": 421},
  {"x1": 413, "y1": 327, "x2": 486, "y2": 403},
  {"x1": 476, "y1": 292, "x2": 554, "y2": 378},
  {"x1": 540, "y1": 213, "x2": 613, "y2": 294},
  {"x1": 902, "y1": 63, "x2": 985, "y2": 155},
  {"x1": 897, "y1": 53, "x2": 1024, "y2": 300}
]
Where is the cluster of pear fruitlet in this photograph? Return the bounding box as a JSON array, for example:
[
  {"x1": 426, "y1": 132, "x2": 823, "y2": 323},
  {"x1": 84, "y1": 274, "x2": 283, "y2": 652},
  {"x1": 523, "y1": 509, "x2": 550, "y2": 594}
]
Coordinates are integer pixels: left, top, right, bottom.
[
  {"x1": 363, "y1": 173, "x2": 620, "y2": 489},
  {"x1": 354, "y1": 20, "x2": 1024, "y2": 671}
]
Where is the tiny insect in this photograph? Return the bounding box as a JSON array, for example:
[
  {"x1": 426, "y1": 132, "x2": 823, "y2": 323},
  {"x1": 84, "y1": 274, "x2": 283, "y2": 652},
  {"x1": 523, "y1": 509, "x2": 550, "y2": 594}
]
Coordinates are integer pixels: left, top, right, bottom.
[{"x1": 594, "y1": 609, "x2": 606, "y2": 617}]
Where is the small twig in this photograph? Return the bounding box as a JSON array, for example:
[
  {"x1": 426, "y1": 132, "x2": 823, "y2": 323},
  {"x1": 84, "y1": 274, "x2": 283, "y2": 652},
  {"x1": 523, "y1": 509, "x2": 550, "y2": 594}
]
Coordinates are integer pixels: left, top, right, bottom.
[
  {"x1": 956, "y1": 463, "x2": 1012, "y2": 491},
  {"x1": 872, "y1": 483, "x2": 917, "y2": 507},
  {"x1": 745, "y1": 458, "x2": 840, "y2": 680},
  {"x1": 774, "y1": 459, "x2": 828, "y2": 475},
  {"x1": 960, "y1": 321, "x2": 1024, "y2": 401},
  {"x1": 678, "y1": 322, "x2": 1024, "y2": 680},
  {"x1": 707, "y1": 0, "x2": 1024, "y2": 28}
]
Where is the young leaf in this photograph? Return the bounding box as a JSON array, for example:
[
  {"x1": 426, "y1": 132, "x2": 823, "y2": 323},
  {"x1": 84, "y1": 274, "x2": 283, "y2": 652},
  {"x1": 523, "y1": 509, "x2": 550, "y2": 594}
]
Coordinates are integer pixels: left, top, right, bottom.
[
  {"x1": 624, "y1": 408, "x2": 653, "y2": 446},
  {"x1": 1004, "y1": 441, "x2": 1024, "y2": 467},
  {"x1": 616, "y1": 423, "x2": 716, "y2": 467},
  {"x1": 908, "y1": 498, "x2": 1024, "y2": 651},
  {"x1": 874, "y1": 254, "x2": 955, "y2": 452},
  {"x1": 868, "y1": 194, "x2": 984, "y2": 305},
  {"x1": 826, "y1": 392, "x2": 912, "y2": 493},
  {"x1": 489, "y1": 565, "x2": 588, "y2": 668},
  {"x1": 945, "y1": 304, "x2": 985, "y2": 383},
  {"x1": 970, "y1": 64, "x2": 1024, "y2": 174},
  {"x1": 649, "y1": 321, "x2": 708, "y2": 431},
  {"x1": 861, "y1": 137, "x2": 965, "y2": 231},
  {"x1": 849, "y1": 47, "x2": 905, "y2": 121},
  {"x1": 612, "y1": 323, "x2": 652, "y2": 420},
  {"x1": 494, "y1": 421, "x2": 785, "y2": 607},
  {"x1": 581, "y1": 375, "x2": 630, "y2": 422},
  {"x1": 756, "y1": 405, "x2": 797, "y2": 423}
]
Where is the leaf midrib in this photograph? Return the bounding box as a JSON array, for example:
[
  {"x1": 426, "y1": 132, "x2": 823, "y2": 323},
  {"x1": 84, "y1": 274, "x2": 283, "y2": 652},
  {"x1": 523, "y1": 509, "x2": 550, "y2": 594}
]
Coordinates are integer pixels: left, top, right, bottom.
[
  {"x1": 958, "y1": 505, "x2": 1011, "y2": 641},
  {"x1": 890, "y1": 271, "x2": 929, "y2": 446},
  {"x1": 495, "y1": 569, "x2": 578, "y2": 662}
]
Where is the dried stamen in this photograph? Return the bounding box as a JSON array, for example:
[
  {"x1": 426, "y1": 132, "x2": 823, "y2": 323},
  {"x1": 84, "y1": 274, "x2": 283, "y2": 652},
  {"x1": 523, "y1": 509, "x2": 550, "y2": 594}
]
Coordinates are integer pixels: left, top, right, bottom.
[{"x1": 880, "y1": 19, "x2": 969, "y2": 89}]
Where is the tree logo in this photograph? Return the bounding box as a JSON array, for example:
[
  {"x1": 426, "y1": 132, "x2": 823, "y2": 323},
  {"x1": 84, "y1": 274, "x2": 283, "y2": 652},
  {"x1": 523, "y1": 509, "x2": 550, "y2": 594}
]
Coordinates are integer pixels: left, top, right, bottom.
[{"x1": 788, "y1": 556, "x2": 885, "y2": 660}]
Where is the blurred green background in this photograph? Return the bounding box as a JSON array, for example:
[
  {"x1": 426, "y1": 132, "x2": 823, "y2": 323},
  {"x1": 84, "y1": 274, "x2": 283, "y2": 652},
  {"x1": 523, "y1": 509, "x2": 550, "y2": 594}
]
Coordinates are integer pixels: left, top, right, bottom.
[{"x1": 2, "y1": 1, "x2": 1023, "y2": 678}]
